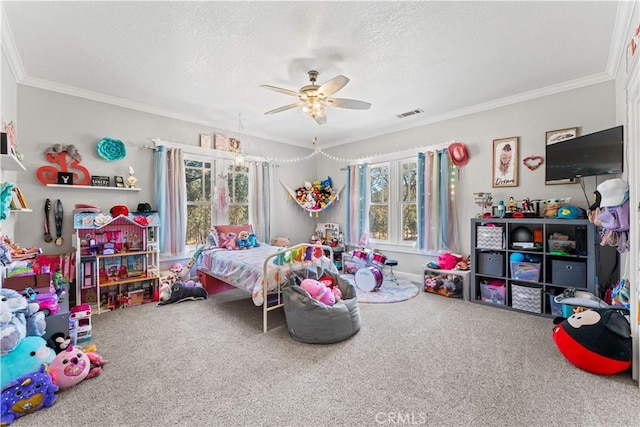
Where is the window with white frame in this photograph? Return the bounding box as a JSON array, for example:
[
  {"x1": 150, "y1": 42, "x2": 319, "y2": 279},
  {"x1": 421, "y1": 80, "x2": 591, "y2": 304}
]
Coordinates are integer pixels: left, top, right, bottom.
[
  {"x1": 184, "y1": 158, "x2": 250, "y2": 246},
  {"x1": 226, "y1": 163, "x2": 249, "y2": 225},
  {"x1": 369, "y1": 158, "x2": 417, "y2": 245}
]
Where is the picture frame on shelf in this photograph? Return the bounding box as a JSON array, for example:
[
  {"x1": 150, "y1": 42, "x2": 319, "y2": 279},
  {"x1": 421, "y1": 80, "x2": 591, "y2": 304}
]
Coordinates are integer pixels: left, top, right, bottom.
[
  {"x1": 114, "y1": 176, "x2": 125, "y2": 188},
  {"x1": 91, "y1": 175, "x2": 110, "y2": 187},
  {"x1": 229, "y1": 137, "x2": 241, "y2": 153},
  {"x1": 492, "y1": 136, "x2": 519, "y2": 188},
  {"x1": 199, "y1": 133, "x2": 212, "y2": 149},
  {"x1": 57, "y1": 172, "x2": 74, "y2": 185},
  {"x1": 545, "y1": 127, "x2": 578, "y2": 185},
  {"x1": 214, "y1": 133, "x2": 230, "y2": 151}
]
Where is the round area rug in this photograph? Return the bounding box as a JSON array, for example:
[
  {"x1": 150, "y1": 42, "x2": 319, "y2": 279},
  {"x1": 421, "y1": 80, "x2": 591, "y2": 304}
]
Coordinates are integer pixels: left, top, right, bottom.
[{"x1": 341, "y1": 275, "x2": 420, "y2": 303}]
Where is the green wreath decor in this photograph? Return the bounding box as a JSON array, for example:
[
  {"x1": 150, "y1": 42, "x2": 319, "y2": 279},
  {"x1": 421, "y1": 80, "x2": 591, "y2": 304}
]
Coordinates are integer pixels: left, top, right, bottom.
[{"x1": 97, "y1": 137, "x2": 126, "y2": 161}]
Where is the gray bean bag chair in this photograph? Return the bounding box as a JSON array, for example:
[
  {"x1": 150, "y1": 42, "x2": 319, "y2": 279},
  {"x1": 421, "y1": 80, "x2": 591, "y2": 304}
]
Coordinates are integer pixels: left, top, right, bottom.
[{"x1": 283, "y1": 267, "x2": 361, "y2": 344}]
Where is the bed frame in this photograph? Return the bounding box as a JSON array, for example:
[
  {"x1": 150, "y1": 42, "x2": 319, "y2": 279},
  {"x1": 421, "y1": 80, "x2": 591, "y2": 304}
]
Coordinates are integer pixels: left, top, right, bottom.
[{"x1": 196, "y1": 243, "x2": 335, "y2": 333}]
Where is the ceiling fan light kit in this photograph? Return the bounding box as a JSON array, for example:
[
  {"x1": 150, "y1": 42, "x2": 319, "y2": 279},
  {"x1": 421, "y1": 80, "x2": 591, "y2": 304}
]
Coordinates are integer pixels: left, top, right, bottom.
[{"x1": 261, "y1": 70, "x2": 371, "y2": 125}]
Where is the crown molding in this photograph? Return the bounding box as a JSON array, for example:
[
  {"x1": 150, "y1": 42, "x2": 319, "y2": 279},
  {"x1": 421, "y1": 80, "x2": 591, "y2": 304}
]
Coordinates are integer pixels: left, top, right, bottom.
[
  {"x1": 1, "y1": 3, "x2": 26, "y2": 82},
  {"x1": 321, "y1": 72, "x2": 615, "y2": 149}
]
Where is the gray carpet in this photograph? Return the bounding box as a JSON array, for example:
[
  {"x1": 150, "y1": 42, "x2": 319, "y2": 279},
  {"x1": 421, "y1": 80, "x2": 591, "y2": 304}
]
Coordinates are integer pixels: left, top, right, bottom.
[{"x1": 16, "y1": 287, "x2": 640, "y2": 427}]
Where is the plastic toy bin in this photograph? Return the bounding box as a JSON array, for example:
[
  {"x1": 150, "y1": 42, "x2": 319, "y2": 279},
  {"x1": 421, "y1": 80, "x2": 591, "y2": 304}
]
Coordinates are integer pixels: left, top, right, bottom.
[
  {"x1": 510, "y1": 261, "x2": 541, "y2": 282},
  {"x1": 480, "y1": 280, "x2": 506, "y2": 305}
]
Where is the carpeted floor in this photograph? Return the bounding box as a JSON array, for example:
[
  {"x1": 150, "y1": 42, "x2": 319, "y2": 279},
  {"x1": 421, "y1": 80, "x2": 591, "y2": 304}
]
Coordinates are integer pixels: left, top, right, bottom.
[{"x1": 14, "y1": 287, "x2": 640, "y2": 427}]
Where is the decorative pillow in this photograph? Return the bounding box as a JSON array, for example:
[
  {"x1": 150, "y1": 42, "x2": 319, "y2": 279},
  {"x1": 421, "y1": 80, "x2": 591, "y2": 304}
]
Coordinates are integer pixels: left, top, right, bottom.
[{"x1": 213, "y1": 225, "x2": 253, "y2": 249}]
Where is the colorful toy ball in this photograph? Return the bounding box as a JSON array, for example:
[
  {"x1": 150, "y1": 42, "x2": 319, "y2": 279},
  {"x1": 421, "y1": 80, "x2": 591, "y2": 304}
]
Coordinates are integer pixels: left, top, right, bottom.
[
  {"x1": 552, "y1": 308, "x2": 631, "y2": 375},
  {"x1": 1, "y1": 364, "x2": 59, "y2": 426}
]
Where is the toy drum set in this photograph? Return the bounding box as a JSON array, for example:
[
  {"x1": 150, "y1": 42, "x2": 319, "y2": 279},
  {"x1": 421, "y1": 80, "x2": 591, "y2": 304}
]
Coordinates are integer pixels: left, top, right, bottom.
[{"x1": 351, "y1": 249, "x2": 387, "y2": 292}]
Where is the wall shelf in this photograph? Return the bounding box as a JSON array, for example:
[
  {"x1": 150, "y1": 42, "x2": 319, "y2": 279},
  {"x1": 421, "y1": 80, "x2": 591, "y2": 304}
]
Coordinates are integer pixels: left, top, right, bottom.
[
  {"x1": 46, "y1": 184, "x2": 140, "y2": 192},
  {"x1": 1, "y1": 153, "x2": 26, "y2": 172}
]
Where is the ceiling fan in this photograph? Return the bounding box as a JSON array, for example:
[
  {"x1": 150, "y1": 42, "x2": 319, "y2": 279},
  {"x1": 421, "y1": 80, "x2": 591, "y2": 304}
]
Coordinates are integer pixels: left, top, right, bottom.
[{"x1": 261, "y1": 70, "x2": 372, "y2": 125}]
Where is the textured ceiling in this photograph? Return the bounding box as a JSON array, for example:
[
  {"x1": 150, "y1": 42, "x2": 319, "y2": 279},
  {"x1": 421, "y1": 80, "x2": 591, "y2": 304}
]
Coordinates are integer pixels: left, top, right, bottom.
[{"x1": 1, "y1": 1, "x2": 630, "y2": 148}]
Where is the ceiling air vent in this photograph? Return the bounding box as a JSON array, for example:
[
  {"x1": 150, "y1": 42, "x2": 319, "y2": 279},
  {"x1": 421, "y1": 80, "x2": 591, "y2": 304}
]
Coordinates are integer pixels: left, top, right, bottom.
[{"x1": 396, "y1": 109, "x2": 424, "y2": 119}]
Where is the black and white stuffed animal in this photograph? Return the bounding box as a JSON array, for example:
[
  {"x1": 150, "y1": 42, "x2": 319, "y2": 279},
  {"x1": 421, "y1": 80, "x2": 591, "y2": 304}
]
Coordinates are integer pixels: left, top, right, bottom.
[{"x1": 157, "y1": 282, "x2": 207, "y2": 306}]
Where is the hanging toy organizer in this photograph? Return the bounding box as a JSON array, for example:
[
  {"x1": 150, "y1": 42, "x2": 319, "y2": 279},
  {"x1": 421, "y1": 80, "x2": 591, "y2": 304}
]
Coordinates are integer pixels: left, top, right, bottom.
[{"x1": 280, "y1": 178, "x2": 343, "y2": 217}]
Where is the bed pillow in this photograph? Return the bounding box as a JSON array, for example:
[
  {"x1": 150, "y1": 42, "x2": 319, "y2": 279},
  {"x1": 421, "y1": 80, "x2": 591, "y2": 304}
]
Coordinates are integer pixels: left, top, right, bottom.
[{"x1": 213, "y1": 224, "x2": 253, "y2": 249}]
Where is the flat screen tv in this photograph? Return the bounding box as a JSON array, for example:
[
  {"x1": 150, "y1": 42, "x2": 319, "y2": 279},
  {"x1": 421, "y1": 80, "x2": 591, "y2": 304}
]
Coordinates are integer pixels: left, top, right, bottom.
[{"x1": 545, "y1": 125, "x2": 623, "y2": 181}]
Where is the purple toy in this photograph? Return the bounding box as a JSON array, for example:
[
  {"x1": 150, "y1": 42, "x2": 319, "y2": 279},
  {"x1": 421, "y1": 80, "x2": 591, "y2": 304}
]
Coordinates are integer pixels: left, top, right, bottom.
[{"x1": 1, "y1": 364, "x2": 59, "y2": 426}]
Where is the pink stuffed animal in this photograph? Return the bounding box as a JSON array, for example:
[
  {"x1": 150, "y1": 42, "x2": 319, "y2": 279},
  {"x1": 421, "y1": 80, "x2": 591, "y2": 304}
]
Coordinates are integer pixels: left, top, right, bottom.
[
  {"x1": 300, "y1": 279, "x2": 336, "y2": 306},
  {"x1": 49, "y1": 345, "x2": 106, "y2": 389},
  {"x1": 437, "y1": 253, "x2": 461, "y2": 270}
]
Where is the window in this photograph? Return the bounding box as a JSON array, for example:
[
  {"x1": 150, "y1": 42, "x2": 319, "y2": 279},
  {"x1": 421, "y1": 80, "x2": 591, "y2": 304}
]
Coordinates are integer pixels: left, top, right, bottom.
[
  {"x1": 226, "y1": 163, "x2": 249, "y2": 225},
  {"x1": 369, "y1": 158, "x2": 417, "y2": 245},
  {"x1": 369, "y1": 164, "x2": 389, "y2": 240},
  {"x1": 185, "y1": 159, "x2": 212, "y2": 246},
  {"x1": 400, "y1": 161, "x2": 417, "y2": 242},
  {"x1": 184, "y1": 158, "x2": 250, "y2": 247}
]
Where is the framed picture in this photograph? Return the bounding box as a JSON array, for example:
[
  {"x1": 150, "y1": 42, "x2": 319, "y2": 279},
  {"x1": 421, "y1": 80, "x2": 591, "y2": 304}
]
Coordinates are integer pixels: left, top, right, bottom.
[
  {"x1": 492, "y1": 137, "x2": 519, "y2": 188},
  {"x1": 214, "y1": 133, "x2": 230, "y2": 151},
  {"x1": 229, "y1": 137, "x2": 241, "y2": 153},
  {"x1": 58, "y1": 172, "x2": 74, "y2": 185},
  {"x1": 545, "y1": 127, "x2": 578, "y2": 185},
  {"x1": 114, "y1": 176, "x2": 125, "y2": 188},
  {"x1": 91, "y1": 175, "x2": 110, "y2": 187},
  {"x1": 199, "y1": 133, "x2": 212, "y2": 149}
]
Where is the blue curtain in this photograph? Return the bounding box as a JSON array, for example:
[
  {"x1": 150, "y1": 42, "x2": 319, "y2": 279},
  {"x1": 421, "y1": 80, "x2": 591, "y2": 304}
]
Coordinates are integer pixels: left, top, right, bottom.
[
  {"x1": 417, "y1": 149, "x2": 459, "y2": 253},
  {"x1": 345, "y1": 164, "x2": 369, "y2": 246}
]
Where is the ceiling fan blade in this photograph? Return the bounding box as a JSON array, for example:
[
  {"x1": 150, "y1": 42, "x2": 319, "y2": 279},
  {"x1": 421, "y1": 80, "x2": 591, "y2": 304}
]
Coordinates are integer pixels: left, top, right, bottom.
[
  {"x1": 327, "y1": 98, "x2": 372, "y2": 110},
  {"x1": 318, "y1": 75, "x2": 349, "y2": 97},
  {"x1": 260, "y1": 85, "x2": 300, "y2": 97},
  {"x1": 314, "y1": 115, "x2": 327, "y2": 125},
  {"x1": 264, "y1": 103, "x2": 299, "y2": 115}
]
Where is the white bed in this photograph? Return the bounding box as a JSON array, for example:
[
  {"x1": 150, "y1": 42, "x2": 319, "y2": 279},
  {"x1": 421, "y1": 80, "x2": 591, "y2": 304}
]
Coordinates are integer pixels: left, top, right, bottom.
[{"x1": 198, "y1": 243, "x2": 337, "y2": 332}]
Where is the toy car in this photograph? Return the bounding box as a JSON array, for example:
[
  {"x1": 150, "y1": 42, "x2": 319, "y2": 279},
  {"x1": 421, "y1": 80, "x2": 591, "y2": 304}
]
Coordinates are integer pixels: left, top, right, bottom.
[{"x1": 23, "y1": 287, "x2": 60, "y2": 316}]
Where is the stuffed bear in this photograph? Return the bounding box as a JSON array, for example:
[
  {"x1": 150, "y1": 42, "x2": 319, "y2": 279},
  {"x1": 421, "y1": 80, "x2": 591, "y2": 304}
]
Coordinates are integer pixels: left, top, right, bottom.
[
  {"x1": 270, "y1": 236, "x2": 291, "y2": 247},
  {"x1": 237, "y1": 231, "x2": 251, "y2": 249},
  {"x1": 0, "y1": 289, "x2": 46, "y2": 355},
  {"x1": 300, "y1": 278, "x2": 338, "y2": 306}
]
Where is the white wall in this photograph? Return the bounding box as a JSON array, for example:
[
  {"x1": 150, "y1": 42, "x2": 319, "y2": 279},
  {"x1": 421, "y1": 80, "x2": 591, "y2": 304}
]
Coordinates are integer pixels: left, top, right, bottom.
[
  {"x1": 7, "y1": 78, "x2": 619, "y2": 281},
  {"x1": 13, "y1": 85, "x2": 316, "y2": 255},
  {"x1": 321, "y1": 81, "x2": 617, "y2": 278},
  {"x1": 0, "y1": 47, "x2": 19, "y2": 240}
]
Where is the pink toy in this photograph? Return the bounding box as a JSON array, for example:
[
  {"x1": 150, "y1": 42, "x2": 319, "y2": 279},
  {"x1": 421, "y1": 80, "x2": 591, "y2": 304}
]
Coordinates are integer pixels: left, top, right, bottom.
[
  {"x1": 437, "y1": 253, "x2": 460, "y2": 270},
  {"x1": 49, "y1": 345, "x2": 106, "y2": 389},
  {"x1": 300, "y1": 278, "x2": 336, "y2": 306}
]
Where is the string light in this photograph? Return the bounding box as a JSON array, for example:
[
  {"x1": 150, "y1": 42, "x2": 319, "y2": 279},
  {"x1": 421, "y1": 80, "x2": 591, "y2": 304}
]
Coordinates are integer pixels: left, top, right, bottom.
[{"x1": 263, "y1": 141, "x2": 458, "y2": 165}]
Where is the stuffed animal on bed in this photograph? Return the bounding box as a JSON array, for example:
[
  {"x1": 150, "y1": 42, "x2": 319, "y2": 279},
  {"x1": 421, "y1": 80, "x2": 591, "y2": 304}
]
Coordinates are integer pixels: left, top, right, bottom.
[
  {"x1": 237, "y1": 231, "x2": 251, "y2": 249},
  {"x1": 300, "y1": 278, "x2": 338, "y2": 306}
]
